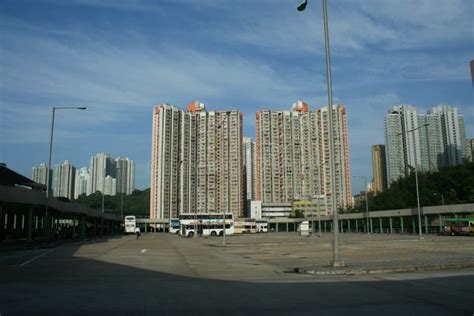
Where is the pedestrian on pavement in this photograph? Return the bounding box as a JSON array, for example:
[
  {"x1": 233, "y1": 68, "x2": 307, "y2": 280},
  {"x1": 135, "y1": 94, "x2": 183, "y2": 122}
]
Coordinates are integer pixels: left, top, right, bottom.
[{"x1": 135, "y1": 226, "x2": 141, "y2": 240}]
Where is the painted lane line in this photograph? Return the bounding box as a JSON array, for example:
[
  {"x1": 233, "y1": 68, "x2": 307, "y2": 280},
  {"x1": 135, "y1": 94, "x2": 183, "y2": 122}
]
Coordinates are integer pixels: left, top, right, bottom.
[
  {"x1": 141, "y1": 249, "x2": 147, "y2": 254},
  {"x1": 19, "y1": 248, "x2": 56, "y2": 267}
]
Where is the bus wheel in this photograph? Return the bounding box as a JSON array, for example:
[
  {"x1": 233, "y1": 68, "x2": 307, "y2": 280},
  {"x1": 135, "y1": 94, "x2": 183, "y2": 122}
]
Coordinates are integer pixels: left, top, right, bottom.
[
  {"x1": 211, "y1": 231, "x2": 217, "y2": 237},
  {"x1": 175, "y1": 230, "x2": 179, "y2": 234},
  {"x1": 246, "y1": 230, "x2": 251, "y2": 234},
  {"x1": 219, "y1": 231, "x2": 223, "y2": 236},
  {"x1": 188, "y1": 231, "x2": 194, "y2": 238}
]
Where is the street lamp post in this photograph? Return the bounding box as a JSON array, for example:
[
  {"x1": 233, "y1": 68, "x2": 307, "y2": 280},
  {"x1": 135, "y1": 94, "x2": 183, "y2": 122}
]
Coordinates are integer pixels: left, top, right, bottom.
[
  {"x1": 101, "y1": 179, "x2": 105, "y2": 235},
  {"x1": 398, "y1": 123, "x2": 428, "y2": 240},
  {"x1": 46, "y1": 106, "x2": 86, "y2": 240},
  {"x1": 297, "y1": 0, "x2": 343, "y2": 267},
  {"x1": 353, "y1": 175, "x2": 369, "y2": 234},
  {"x1": 217, "y1": 112, "x2": 230, "y2": 246}
]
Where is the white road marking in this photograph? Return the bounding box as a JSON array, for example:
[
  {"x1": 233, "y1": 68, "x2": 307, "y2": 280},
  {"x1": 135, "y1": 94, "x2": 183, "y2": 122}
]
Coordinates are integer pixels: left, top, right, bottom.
[
  {"x1": 19, "y1": 247, "x2": 57, "y2": 267},
  {"x1": 141, "y1": 249, "x2": 147, "y2": 254}
]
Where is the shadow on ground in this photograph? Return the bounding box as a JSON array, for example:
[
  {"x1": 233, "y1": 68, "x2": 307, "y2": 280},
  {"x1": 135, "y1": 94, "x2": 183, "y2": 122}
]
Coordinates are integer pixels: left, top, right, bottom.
[{"x1": 0, "y1": 238, "x2": 473, "y2": 316}]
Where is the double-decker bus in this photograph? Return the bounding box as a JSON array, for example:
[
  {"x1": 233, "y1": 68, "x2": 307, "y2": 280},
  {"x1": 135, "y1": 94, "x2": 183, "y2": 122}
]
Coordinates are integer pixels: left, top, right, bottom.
[
  {"x1": 441, "y1": 217, "x2": 474, "y2": 236},
  {"x1": 234, "y1": 219, "x2": 257, "y2": 234},
  {"x1": 124, "y1": 215, "x2": 136, "y2": 234},
  {"x1": 179, "y1": 213, "x2": 234, "y2": 237},
  {"x1": 169, "y1": 218, "x2": 180, "y2": 234}
]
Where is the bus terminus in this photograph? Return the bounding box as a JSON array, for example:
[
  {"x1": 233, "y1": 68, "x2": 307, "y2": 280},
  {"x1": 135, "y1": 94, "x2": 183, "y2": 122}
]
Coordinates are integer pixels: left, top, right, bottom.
[
  {"x1": 124, "y1": 215, "x2": 136, "y2": 234},
  {"x1": 179, "y1": 213, "x2": 234, "y2": 237}
]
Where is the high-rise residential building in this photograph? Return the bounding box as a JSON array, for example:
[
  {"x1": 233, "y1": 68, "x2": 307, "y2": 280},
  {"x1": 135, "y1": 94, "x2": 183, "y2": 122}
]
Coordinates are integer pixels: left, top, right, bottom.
[
  {"x1": 150, "y1": 105, "x2": 182, "y2": 220},
  {"x1": 74, "y1": 167, "x2": 92, "y2": 199},
  {"x1": 255, "y1": 101, "x2": 351, "y2": 215},
  {"x1": 115, "y1": 157, "x2": 135, "y2": 195},
  {"x1": 371, "y1": 145, "x2": 387, "y2": 194},
  {"x1": 428, "y1": 105, "x2": 468, "y2": 166},
  {"x1": 104, "y1": 175, "x2": 117, "y2": 196},
  {"x1": 54, "y1": 160, "x2": 76, "y2": 200},
  {"x1": 385, "y1": 105, "x2": 425, "y2": 185},
  {"x1": 32, "y1": 163, "x2": 52, "y2": 189},
  {"x1": 243, "y1": 137, "x2": 256, "y2": 216},
  {"x1": 150, "y1": 102, "x2": 244, "y2": 220},
  {"x1": 385, "y1": 104, "x2": 468, "y2": 187},
  {"x1": 90, "y1": 153, "x2": 116, "y2": 194}
]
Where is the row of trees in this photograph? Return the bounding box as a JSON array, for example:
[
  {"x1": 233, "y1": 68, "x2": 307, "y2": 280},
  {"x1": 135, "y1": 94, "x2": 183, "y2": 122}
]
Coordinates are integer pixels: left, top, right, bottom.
[
  {"x1": 74, "y1": 189, "x2": 150, "y2": 217},
  {"x1": 353, "y1": 161, "x2": 474, "y2": 212}
]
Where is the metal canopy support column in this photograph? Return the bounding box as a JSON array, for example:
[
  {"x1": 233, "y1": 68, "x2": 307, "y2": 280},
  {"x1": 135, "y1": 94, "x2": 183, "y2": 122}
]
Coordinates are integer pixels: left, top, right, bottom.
[
  {"x1": 72, "y1": 214, "x2": 77, "y2": 239},
  {"x1": 412, "y1": 217, "x2": 416, "y2": 235},
  {"x1": 370, "y1": 218, "x2": 373, "y2": 234},
  {"x1": 286, "y1": 222, "x2": 289, "y2": 232},
  {"x1": 80, "y1": 216, "x2": 86, "y2": 239},
  {"x1": 438, "y1": 214, "x2": 443, "y2": 232},
  {"x1": 379, "y1": 218, "x2": 383, "y2": 233},
  {"x1": 400, "y1": 217, "x2": 404, "y2": 234},
  {"x1": 389, "y1": 217, "x2": 393, "y2": 234},
  {"x1": 348, "y1": 220, "x2": 351, "y2": 233},
  {"x1": 355, "y1": 219, "x2": 358, "y2": 233},
  {"x1": 324, "y1": 221, "x2": 327, "y2": 232},
  {"x1": 424, "y1": 215, "x2": 429, "y2": 234}
]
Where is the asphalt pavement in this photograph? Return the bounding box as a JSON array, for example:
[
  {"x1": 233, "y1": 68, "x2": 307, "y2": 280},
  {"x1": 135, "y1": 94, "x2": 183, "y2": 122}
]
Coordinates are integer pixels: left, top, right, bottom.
[{"x1": 0, "y1": 233, "x2": 473, "y2": 315}]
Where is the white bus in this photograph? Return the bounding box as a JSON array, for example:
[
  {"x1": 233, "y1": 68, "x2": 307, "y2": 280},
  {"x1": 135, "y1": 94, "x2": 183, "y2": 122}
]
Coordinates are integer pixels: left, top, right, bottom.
[
  {"x1": 256, "y1": 219, "x2": 268, "y2": 233},
  {"x1": 169, "y1": 218, "x2": 180, "y2": 234},
  {"x1": 234, "y1": 219, "x2": 257, "y2": 234},
  {"x1": 179, "y1": 213, "x2": 234, "y2": 237},
  {"x1": 124, "y1": 215, "x2": 136, "y2": 234}
]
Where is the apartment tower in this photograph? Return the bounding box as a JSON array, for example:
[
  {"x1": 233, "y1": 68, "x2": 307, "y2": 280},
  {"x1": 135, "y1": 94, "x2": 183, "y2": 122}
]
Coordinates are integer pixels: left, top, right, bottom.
[
  {"x1": 90, "y1": 153, "x2": 116, "y2": 194},
  {"x1": 115, "y1": 157, "x2": 135, "y2": 195},
  {"x1": 74, "y1": 167, "x2": 92, "y2": 199},
  {"x1": 32, "y1": 163, "x2": 52, "y2": 189},
  {"x1": 243, "y1": 137, "x2": 256, "y2": 216},
  {"x1": 385, "y1": 104, "x2": 468, "y2": 187},
  {"x1": 255, "y1": 101, "x2": 351, "y2": 215},
  {"x1": 150, "y1": 102, "x2": 244, "y2": 220},
  {"x1": 54, "y1": 160, "x2": 76, "y2": 200}
]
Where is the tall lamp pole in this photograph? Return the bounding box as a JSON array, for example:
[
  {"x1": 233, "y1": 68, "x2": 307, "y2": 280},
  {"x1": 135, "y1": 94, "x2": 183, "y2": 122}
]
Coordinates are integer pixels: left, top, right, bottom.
[
  {"x1": 398, "y1": 123, "x2": 428, "y2": 240},
  {"x1": 46, "y1": 106, "x2": 86, "y2": 240},
  {"x1": 217, "y1": 112, "x2": 230, "y2": 246},
  {"x1": 353, "y1": 175, "x2": 369, "y2": 233},
  {"x1": 297, "y1": 0, "x2": 343, "y2": 267}
]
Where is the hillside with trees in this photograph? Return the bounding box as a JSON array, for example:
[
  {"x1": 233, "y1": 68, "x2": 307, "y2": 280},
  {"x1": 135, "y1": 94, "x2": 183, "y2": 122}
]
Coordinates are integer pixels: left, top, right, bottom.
[
  {"x1": 354, "y1": 162, "x2": 474, "y2": 212},
  {"x1": 75, "y1": 189, "x2": 150, "y2": 217}
]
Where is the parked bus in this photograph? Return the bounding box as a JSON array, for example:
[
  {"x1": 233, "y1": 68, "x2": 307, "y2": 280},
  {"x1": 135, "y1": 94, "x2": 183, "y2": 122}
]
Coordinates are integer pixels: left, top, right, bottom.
[
  {"x1": 169, "y1": 218, "x2": 180, "y2": 234},
  {"x1": 441, "y1": 217, "x2": 474, "y2": 236},
  {"x1": 234, "y1": 219, "x2": 257, "y2": 234},
  {"x1": 124, "y1": 215, "x2": 136, "y2": 234},
  {"x1": 256, "y1": 219, "x2": 268, "y2": 233},
  {"x1": 179, "y1": 213, "x2": 234, "y2": 237}
]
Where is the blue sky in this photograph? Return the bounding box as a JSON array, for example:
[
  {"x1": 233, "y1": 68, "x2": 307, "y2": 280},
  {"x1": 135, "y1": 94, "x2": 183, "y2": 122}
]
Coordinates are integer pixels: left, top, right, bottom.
[{"x1": 1, "y1": 0, "x2": 473, "y2": 193}]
